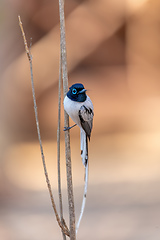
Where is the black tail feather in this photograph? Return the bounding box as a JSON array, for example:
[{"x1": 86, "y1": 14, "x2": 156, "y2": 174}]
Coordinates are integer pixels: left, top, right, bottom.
[{"x1": 85, "y1": 135, "x2": 88, "y2": 167}]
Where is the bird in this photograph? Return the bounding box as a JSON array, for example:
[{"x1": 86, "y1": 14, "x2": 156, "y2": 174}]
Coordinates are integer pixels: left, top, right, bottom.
[
  {"x1": 64, "y1": 83, "x2": 94, "y2": 232},
  {"x1": 63, "y1": 83, "x2": 94, "y2": 167}
]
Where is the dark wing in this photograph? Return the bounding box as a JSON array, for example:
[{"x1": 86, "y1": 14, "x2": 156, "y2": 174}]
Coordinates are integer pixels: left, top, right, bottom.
[{"x1": 79, "y1": 105, "x2": 94, "y2": 140}]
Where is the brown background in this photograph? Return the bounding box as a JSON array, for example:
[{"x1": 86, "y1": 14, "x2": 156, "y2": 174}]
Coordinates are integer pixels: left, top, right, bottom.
[{"x1": 1, "y1": 0, "x2": 160, "y2": 239}]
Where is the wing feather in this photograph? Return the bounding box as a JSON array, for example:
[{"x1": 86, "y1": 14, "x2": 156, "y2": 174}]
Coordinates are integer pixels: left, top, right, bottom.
[{"x1": 79, "y1": 105, "x2": 94, "y2": 140}]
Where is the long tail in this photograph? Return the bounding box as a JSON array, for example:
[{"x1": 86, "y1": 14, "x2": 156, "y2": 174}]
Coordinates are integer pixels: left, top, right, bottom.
[
  {"x1": 76, "y1": 129, "x2": 89, "y2": 235},
  {"x1": 80, "y1": 129, "x2": 88, "y2": 167},
  {"x1": 76, "y1": 160, "x2": 88, "y2": 235}
]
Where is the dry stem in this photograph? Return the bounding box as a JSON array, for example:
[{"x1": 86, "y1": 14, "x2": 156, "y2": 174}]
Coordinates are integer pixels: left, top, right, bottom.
[
  {"x1": 57, "y1": 54, "x2": 66, "y2": 240},
  {"x1": 18, "y1": 15, "x2": 69, "y2": 237},
  {"x1": 58, "y1": 0, "x2": 76, "y2": 239}
]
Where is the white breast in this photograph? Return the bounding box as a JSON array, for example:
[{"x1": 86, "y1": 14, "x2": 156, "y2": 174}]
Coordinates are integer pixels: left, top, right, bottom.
[{"x1": 63, "y1": 95, "x2": 93, "y2": 127}]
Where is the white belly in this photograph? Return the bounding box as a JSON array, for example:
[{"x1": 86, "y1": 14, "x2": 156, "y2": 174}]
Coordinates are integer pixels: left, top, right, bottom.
[{"x1": 63, "y1": 95, "x2": 93, "y2": 127}]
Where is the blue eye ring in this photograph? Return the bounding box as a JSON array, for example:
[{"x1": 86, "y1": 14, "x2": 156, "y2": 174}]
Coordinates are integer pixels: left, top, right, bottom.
[{"x1": 72, "y1": 88, "x2": 77, "y2": 94}]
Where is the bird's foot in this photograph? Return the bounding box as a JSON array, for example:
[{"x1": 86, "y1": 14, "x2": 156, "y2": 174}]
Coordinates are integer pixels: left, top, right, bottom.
[{"x1": 63, "y1": 124, "x2": 77, "y2": 131}]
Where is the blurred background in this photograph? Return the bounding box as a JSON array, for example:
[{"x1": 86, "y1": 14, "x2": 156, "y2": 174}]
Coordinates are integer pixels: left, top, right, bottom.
[{"x1": 1, "y1": 0, "x2": 160, "y2": 239}]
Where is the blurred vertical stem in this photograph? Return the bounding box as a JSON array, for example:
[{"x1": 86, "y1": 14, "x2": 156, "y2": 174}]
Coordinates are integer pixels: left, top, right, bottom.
[
  {"x1": 58, "y1": 0, "x2": 76, "y2": 239},
  {"x1": 57, "y1": 55, "x2": 66, "y2": 240}
]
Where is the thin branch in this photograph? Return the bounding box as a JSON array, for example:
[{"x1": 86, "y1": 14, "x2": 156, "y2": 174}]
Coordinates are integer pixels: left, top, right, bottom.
[
  {"x1": 18, "y1": 16, "x2": 31, "y2": 61},
  {"x1": 76, "y1": 163, "x2": 88, "y2": 234},
  {"x1": 57, "y1": 53, "x2": 66, "y2": 240},
  {"x1": 58, "y1": 0, "x2": 76, "y2": 239},
  {"x1": 18, "y1": 15, "x2": 69, "y2": 237}
]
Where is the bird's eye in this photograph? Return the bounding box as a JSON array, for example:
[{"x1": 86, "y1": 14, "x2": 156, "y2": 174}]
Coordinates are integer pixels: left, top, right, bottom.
[{"x1": 72, "y1": 88, "x2": 77, "y2": 94}]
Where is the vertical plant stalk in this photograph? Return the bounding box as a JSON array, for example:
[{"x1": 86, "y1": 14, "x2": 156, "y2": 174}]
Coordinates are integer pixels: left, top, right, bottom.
[
  {"x1": 18, "y1": 15, "x2": 69, "y2": 237},
  {"x1": 57, "y1": 55, "x2": 66, "y2": 240},
  {"x1": 58, "y1": 1, "x2": 76, "y2": 239}
]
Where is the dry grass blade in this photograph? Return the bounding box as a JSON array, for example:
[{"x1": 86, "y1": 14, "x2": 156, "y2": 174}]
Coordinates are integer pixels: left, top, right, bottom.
[{"x1": 18, "y1": 15, "x2": 69, "y2": 237}]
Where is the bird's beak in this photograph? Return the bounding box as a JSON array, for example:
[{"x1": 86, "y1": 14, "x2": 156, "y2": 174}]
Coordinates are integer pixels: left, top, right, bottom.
[{"x1": 79, "y1": 89, "x2": 86, "y2": 93}]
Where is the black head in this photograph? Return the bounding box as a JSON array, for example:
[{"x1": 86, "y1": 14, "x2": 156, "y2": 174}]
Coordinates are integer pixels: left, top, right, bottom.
[{"x1": 67, "y1": 83, "x2": 87, "y2": 102}]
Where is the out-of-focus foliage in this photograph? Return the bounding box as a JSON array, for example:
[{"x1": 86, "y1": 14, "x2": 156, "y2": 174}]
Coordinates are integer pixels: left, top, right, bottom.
[{"x1": 1, "y1": 0, "x2": 160, "y2": 239}]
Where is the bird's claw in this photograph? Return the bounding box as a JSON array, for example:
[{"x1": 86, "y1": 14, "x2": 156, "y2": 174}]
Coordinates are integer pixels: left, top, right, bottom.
[
  {"x1": 63, "y1": 126, "x2": 70, "y2": 131},
  {"x1": 63, "y1": 124, "x2": 77, "y2": 131}
]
